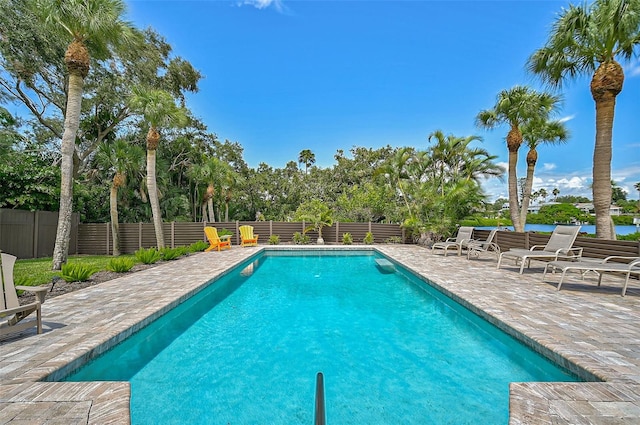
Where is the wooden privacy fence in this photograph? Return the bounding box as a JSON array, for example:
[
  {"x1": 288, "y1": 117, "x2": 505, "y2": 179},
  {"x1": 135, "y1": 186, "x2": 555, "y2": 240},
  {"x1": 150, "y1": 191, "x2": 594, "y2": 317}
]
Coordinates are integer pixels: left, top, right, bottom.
[
  {"x1": 0, "y1": 209, "x2": 78, "y2": 259},
  {"x1": 77, "y1": 221, "x2": 407, "y2": 255},
  {"x1": 472, "y1": 229, "x2": 640, "y2": 259}
]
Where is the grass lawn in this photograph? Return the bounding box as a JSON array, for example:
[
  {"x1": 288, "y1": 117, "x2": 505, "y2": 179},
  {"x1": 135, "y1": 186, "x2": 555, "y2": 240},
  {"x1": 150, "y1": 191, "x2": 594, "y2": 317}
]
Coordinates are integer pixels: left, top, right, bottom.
[{"x1": 14, "y1": 255, "x2": 138, "y2": 287}]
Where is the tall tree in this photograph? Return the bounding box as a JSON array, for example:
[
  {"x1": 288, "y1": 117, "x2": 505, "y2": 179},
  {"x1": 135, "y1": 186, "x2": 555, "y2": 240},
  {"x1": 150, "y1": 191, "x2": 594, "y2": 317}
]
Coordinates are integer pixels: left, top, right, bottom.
[
  {"x1": 527, "y1": 0, "x2": 640, "y2": 239},
  {"x1": 94, "y1": 139, "x2": 144, "y2": 255},
  {"x1": 476, "y1": 86, "x2": 560, "y2": 232},
  {"x1": 298, "y1": 149, "x2": 316, "y2": 174},
  {"x1": 519, "y1": 117, "x2": 569, "y2": 227},
  {"x1": 32, "y1": 0, "x2": 138, "y2": 269},
  {"x1": 129, "y1": 87, "x2": 188, "y2": 248}
]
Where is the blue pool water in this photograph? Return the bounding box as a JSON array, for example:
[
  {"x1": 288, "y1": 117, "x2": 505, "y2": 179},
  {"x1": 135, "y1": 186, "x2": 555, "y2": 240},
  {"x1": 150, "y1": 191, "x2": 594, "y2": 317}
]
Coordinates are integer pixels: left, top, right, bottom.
[{"x1": 64, "y1": 250, "x2": 578, "y2": 424}]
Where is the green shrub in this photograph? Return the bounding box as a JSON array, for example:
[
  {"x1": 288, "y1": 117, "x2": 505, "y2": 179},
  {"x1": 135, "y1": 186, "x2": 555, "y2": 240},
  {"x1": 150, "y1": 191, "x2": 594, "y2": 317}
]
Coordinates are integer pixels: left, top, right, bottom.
[
  {"x1": 174, "y1": 246, "x2": 189, "y2": 256},
  {"x1": 135, "y1": 247, "x2": 162, "y2": 264},
  {"x1": 385, "y1": 236, "x2": 403, "y2": 244},
  {"x1": 292, "y1": 231, "x2": 311, "y2": 245},
  {"x1": 219, "y1": 228, "x2": 233, "y2": 237},
  {"x1": 160, "y1": 247, "x2": 182, "y2": 261},
  {"x1": 618, "y1": 232, "x2": 640, "y2": 241},
  {"x1": 363, "y1": 232, "x2": 374, "y2": 244},
  {"x1": 269, "y1": 235, "x2": 280, "y2": 245},
  {"x1": 189, "y1": 240, "x2": 209, "y2": 252},
  {"x1": 342, "y1": 232, "x2": 353, "y2": 245},
  {"x1": 107, "y1": 257, "x2": 135, "y2": 273},
  {"x1": 59, "y1": 262, "x2": 99, "y2": 282}
]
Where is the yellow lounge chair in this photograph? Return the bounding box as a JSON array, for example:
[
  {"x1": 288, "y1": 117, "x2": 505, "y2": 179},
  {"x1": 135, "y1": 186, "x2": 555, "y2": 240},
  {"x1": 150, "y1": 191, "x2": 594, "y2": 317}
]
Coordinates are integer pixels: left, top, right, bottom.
[
  {"x1": 204, "y1": 227, "x2": 231, "y2": 252},
  {"x1": 239, "y1": 225, "x2": 259, "y2": 247},
  {"x1": 1, "y1": 252, "x2": 48, "y2": 337}
]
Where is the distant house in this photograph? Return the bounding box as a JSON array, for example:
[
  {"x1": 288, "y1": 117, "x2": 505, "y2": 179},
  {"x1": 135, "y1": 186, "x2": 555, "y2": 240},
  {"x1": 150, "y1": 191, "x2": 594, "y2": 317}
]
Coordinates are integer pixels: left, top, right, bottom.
[{"x1": 574, "y1": 203, "x2": 621, "y2": 216}]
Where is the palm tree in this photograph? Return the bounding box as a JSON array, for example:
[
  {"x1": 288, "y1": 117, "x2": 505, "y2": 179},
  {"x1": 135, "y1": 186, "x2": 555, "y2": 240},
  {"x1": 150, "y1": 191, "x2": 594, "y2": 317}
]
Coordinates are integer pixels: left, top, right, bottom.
[
  {"x1": 519, "y1": 118, "x2": 569, "y2": 227},
  {"x1": 476, "y1": 86, "x2": 560, "y2": 232},
  {"x1": 527, "y1": 0, "x2": 640, "y2": 239},
  {"x1": 553, "y1": 187, "x2": 560, "y2": 201},
  {"x1": 426, "y1": 130, "x2": 503, "y2": 194},
  {"x1": 635, "y1": 182, "x2": 640, "y2": 211},
  {"x1": 35, "y1": 0, "x2": 138, "y2": 269},
  {"x1": 129, "y1": 87, "x2": 188, "y2": 248},
  {"x1": 298, "y1": 149, "x2": 316, "y2": 174},
  {"x1": 94, "y1": 140, "x2": 144, "y2": 255}
]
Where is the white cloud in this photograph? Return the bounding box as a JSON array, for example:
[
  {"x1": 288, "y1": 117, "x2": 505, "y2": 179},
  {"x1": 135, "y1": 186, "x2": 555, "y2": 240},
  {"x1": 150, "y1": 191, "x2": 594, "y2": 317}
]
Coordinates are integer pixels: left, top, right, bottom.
[
  {"x1": 626, "y1": 59, "x2": 640, "y2": 77},
  {"x1": 238, "y1": 0, "x2": 286, "y2": 12},
  {"x1": 556, "y1": 176, "x2": 588, "y2": 189},
  {"x1": 542, "y1": 163, "x2": 556, "y2": 171},
  {"x1": 558, "y1": 114, "x2": 576, "y2": 123}
]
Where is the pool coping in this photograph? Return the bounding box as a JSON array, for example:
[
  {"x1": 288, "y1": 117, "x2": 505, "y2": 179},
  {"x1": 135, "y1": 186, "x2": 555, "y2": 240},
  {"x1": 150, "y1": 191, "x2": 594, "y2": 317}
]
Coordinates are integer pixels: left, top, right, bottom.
[{"x1": 1, "y1": 245, "x2": 640, "y2": 423}]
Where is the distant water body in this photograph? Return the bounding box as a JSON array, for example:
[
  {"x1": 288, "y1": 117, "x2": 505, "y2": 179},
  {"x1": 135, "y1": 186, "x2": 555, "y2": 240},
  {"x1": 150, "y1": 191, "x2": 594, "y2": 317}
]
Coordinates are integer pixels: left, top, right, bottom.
[{"x1": 478, "y1": 224, "x2": 639, "y2": 236}]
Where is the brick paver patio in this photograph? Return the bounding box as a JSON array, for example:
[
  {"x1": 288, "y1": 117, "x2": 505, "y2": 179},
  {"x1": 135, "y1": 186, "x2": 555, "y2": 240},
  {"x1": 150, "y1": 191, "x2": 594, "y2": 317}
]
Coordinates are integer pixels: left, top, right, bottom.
[{"x1": 1, "y1": 245, "x2": 639, "y2": 424}]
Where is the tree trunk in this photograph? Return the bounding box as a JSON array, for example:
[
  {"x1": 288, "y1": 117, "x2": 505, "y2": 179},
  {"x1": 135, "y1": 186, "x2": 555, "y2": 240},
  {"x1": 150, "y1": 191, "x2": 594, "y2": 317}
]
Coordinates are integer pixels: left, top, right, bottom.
[
  {"x1": 207, "y1": 198, "x2": 215, "y2": 222},
  {"x1": 52, "y1": 74, "x2": 83, "y2": 270},
  {"x1": 507, "y1": 149, "x2": 523, "y2": 232},
  {"x1": 225, "y1": 202, "x2": 229, "y2": 222},
  {"x1": 591, "y1": 63, "x2": 620, "y2": 239},
  {"x1": 110, "y1": 184, "x2": 120, "y2": 256},
  {"x1": 201, "y1": 203, "x2": 208, "y2": 222},
  {"x1": 147, "y1": 149, "x2": 165, "y2": 248},
  {"x1": 519, "y1": 153, "x2": 536, "y2": 228}
]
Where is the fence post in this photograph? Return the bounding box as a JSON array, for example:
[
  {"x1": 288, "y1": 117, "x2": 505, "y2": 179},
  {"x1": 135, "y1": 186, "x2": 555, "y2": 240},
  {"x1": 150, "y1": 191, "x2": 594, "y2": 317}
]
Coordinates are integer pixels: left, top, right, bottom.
[
  {"x1": 106, "y1": 222, "x2": 110, "y2": 255},
  {"x1": 138, "y1": 222, "x2": 143, "y2": 250},
  {"x1": 171, "y1": 221, "x2": 175, "y2": 248},
  {"x1": 335, "y1": 221, "x2": 339, "y2": 243},
  {"x1": 32, "y1": 211, "x2": 39, "y2": 259},
  {"x1": 269, "y1": 220, "x2": 273, "y2": 238}
]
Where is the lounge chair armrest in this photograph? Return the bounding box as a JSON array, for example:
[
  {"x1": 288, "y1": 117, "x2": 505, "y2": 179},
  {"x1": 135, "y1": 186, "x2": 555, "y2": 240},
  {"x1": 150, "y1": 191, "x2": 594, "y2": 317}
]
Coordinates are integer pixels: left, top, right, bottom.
[
  {"x1": 558, "y1": 247, "x2": 583, "y2": 259},
  {"x1": 602, "y1": 256, "x2": 640, "y2": 264},
  {"x1": 529, "y1": 245, "x2": 546, "y2": 251},
  {"x1": 15, "y1": 285, "x2": 49, "y2": 304},
  {"x1": 444, "y1": 237, "x2": 456, "y2": 242},
  {"x1": 0, "y1": 302, "x2": 40, "y2": 318}
]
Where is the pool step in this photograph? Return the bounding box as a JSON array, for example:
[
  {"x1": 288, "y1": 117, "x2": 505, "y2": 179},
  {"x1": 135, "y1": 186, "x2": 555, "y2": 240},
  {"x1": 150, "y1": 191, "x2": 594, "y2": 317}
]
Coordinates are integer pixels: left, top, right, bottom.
[{"x1": 375, "y1": 258, "x2": 396, "y2": 273}]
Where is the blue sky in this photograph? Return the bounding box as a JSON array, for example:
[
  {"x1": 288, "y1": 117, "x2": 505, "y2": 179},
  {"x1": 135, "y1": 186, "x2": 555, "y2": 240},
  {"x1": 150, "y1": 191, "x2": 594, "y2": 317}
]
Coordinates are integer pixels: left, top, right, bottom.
[{"x1": 127, "y1": 0, "x2": 640, "y2": 201}]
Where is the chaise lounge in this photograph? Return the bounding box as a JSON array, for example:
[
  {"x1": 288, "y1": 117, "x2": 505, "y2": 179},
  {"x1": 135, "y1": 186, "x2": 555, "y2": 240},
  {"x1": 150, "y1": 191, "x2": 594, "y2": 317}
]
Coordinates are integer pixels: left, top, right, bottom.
[
  {"x1": 497, "y1": 225, "x2": 582, "y2": 274},
  {"x1": 432, "y1": 226, "x2": 474, "y2": 257},
  {"x1": 466, "y1": 229, "x2": 500, "y2": 259},
  {"x1": 543, "y1": 256, "x2": 640, "y2": 296}
]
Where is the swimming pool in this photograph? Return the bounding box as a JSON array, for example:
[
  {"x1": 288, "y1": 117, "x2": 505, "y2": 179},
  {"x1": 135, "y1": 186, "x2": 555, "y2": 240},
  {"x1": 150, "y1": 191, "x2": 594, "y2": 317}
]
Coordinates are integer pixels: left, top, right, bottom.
[{"x1": 64, "y1": 250, "x2": 578, "y2": 424}]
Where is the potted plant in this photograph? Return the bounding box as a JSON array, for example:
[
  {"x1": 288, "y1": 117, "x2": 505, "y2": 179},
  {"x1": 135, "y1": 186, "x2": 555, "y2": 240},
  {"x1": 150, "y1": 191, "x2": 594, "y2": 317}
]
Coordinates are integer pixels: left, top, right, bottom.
[{"x1": 294, "y1": 199, "x2": 334, "y2": 245}]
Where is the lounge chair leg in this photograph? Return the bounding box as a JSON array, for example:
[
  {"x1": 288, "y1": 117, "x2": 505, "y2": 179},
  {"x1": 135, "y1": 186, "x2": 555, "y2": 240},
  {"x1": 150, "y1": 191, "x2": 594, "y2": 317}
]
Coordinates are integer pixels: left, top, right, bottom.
[
  {"x1": 557, "y1": 270, "x2": 568, "y2": 291},
  {"x1": 519, "y1": 257, "x2": 527, "y2": 274},
  {"x1": 622, "y1": 273, "x2": 630, "y2": 297}
]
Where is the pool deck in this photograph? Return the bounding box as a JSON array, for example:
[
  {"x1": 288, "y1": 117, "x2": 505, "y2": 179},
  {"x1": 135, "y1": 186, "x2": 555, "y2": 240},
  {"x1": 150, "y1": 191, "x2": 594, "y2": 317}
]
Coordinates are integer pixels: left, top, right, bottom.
[{"x1": 1, "y1": 245, "x2": 640, "y2": 424}]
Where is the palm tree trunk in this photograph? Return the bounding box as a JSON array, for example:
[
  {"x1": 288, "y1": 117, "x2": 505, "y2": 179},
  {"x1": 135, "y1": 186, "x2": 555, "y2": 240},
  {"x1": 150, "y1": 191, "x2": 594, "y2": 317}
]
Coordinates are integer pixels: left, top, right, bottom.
[
  {"x1": 507, "y1": 150, "x2": 523, "y2": 232},
  {"x1": 519, "y1": 158, "x2": 536, "y2": 228},
  {"x1": 201, "y1": 203, "x2": 208, "y2": 222},
  {"x1": 207, "y1": 198, "x2": 215, "y2": 222},
  {"x1": 592, "y1": 97, "x2": 615, "y2": 239},
  {"x1": 147, "y1": 149, "x2": 165, "y2": 248},
  {"x1": 52, "y1": 74, "x2": 83, "y2": 270},
  {"x1": 225, "y1": 202, "x2": 229, "y2": 222},
  {"x1": 110, "y1": 184, "x2": 120, "y2": 256}
]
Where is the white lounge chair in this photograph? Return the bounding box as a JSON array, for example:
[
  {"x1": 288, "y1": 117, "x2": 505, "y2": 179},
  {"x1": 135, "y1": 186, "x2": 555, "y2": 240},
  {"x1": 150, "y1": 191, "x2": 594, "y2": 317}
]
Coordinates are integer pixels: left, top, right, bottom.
[
  {"x1": 1, "y1": 252, "x2": 48, "y2": 337},
  {"x1": 543, "y1": 256, "x2": 640, "y2": 296},
  {"x1": 432, "y1": 226, "x2": 474, "y2": 257},
  {"x1": 466, "y1": 229, "x2": 500, "y2": 259},
  {"x1": 497, "y1": 225, "x2": 582, "y2": 274}
]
